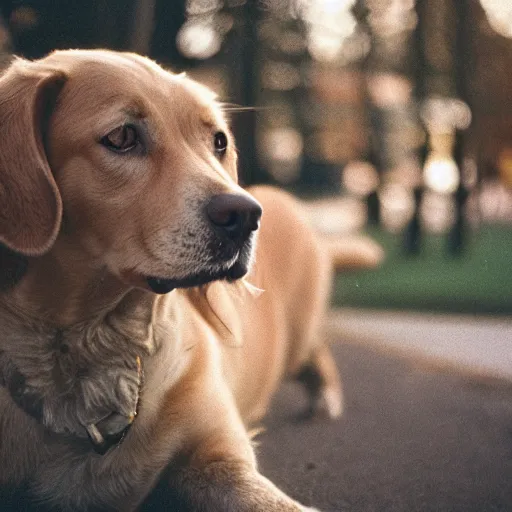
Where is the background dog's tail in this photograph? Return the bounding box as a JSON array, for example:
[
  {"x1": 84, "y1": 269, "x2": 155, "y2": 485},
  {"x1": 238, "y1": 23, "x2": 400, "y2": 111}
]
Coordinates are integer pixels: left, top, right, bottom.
[
  {"x1": 323, "y1": 234, "x2": 385, "y2": 271},
  {"x1": 292, "y1": 233, "x2": 383, "y2": 420},
  {"x1": 300, "y1": 197, "x2": 385, "y2": 271}
]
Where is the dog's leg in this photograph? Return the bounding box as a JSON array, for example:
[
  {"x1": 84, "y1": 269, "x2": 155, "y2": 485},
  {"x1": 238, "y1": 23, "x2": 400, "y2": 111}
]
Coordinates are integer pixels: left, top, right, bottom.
[
  {"x1": 147, "y1": 419, "x2": 319, "y2": 512},
  {"x1": 296, "y1": 343, "x2": 343, "y2": 420},
  {"x1": 164, "y1": 460, "x2": 318, "y2": 512}
]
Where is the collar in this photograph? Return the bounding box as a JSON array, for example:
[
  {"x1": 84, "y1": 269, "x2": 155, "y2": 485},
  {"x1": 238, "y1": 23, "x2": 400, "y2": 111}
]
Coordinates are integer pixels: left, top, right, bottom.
[
  {"x1": 85, "y1": 355, "x2": 144, "y2": 455},
  {"x1": 1, "y1": 354, "x2": 143, "y2": 456}
]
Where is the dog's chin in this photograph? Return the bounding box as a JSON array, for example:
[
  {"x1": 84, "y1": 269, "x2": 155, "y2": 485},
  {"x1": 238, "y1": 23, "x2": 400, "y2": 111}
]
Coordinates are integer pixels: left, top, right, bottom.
[{"x1": 145, "y1": 259, "x2": 250, "y2": 295}]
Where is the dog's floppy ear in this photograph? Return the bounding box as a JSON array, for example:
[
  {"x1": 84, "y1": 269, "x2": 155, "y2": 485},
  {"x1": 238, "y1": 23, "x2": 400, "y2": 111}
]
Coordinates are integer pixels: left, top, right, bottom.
[{"x1": 0, "y1": 59, "x2": 67, "y2": 256}]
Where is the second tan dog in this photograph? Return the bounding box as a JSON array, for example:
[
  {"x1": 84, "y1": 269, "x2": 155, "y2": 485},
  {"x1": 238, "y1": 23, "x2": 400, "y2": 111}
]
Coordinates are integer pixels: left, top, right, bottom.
[{"x1": 0, "y1": 50, "x2": 362, "y2": 511}]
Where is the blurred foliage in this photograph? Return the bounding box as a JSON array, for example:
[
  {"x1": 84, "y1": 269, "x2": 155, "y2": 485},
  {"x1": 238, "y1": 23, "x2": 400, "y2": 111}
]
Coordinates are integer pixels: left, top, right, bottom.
[{"x1": 333, "y1": 224, "x2": 512, "y2": 315}]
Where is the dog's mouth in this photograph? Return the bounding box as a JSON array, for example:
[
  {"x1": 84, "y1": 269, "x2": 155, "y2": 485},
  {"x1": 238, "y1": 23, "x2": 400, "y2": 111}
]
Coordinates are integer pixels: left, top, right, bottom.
[{"x1": 145, "y1": 253, "x2": 251, "y2": 295}]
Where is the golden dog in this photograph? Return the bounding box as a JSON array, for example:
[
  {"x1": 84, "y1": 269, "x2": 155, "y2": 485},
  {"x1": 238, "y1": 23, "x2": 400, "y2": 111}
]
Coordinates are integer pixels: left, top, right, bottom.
[{"x1": 0, "y1": 50, "x2": 348, "y2": 511}]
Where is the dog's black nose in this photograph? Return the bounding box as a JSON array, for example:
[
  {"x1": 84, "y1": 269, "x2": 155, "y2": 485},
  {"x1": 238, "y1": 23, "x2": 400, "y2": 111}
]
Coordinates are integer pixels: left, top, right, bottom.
[{"x1": 206, "y1": 193, "x2": 262, "y2": 240}]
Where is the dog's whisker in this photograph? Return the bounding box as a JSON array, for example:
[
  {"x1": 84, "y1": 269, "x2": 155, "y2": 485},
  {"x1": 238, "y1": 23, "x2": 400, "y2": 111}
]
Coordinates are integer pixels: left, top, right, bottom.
[{"x1": 219, "y1": 102, "x2": 271, "y2": 113}]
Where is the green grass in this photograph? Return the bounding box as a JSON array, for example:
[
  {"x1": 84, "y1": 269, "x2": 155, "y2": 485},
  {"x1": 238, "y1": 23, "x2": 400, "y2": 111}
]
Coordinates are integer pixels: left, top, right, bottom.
[{"x1": 332, "y1": 225, "x2": 512, "y2": 315}]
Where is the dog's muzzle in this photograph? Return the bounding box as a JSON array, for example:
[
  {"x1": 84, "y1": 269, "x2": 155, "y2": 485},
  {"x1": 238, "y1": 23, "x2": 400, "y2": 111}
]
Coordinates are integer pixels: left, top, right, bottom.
[
  {"x1": 206, "y1": 193, "x2": 262, "y2": 242},
  {"x1": 145, "y1": 194, "x2": 262, "y2": 295}
]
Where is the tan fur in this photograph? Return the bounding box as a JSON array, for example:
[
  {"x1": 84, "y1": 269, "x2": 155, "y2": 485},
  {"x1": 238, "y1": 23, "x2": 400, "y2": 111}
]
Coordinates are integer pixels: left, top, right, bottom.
[{"x1": 0, "y1": 50, "x2": 344, "y2": 511}]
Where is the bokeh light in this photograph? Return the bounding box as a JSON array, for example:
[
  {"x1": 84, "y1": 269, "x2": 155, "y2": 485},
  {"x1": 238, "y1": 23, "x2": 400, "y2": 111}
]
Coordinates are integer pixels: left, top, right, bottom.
[
  {"x1": 479, "y1": 180, "x2": 512, "y2": 223},
  {"x1": 177, "y1": 0, "x2": 231, "y2": 59},
  {"x1": 306, "y1": 196, "x2": 368, "y2": 234},
  {"x1": 367, "y1": 73, "x2": 413, "y2": 108},
  {"x1": 342, "y1": 161, "x2": 380, "y2": 196},
  {"x1": 260, "y1": 127, "x2": 303, "y2": 184},
  {"x1": 177, "y1": 20, "x2": 221, "y2": 59},
  {"x1": 366, "y1": 0, "x2": 417, "y2": 38},
  {"x1": 420, "y1": 96, "x2": 472, "y2": 133},
  {"x1": 297, "y1": 0, "x2": 362, "y2": 63},
  {"x1": 480, "y1": 0, "x2": 512, "y2": 39},
  {"x1": 420, "y1": 190, "x2": 456, "y2": 233},
  {"x1": 379, "y1": 183, "x2": 415, "y2": 232},
  {"x1": 423, "y1": 156, "x2": 460, "y2": 194}
]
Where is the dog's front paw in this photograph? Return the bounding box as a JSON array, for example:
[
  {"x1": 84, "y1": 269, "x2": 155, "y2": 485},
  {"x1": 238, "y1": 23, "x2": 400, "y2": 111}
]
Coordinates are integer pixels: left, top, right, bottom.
[{"x1": 171, "y1": 461, "x2": 323, "y2": 512}]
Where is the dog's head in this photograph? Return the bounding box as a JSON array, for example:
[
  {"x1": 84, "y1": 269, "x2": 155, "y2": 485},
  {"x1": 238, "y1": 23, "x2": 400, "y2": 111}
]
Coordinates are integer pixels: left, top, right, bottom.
[{"x1": 0, "y1": 50, "x2": 261, "y2": 294}]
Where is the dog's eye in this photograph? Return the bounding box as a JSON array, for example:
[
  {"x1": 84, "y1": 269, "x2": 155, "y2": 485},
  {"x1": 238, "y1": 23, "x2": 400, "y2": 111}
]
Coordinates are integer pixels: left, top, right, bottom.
[
  {"x1": 101, "y1": 125, "x2": 139, "y2": 153},
  {"x1": 214, "y1": 131, "x2": 228, "y2": 156}
]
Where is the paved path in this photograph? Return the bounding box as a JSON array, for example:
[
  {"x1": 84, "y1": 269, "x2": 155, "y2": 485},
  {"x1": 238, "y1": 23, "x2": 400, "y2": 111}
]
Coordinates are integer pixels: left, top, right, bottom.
[{"x1": 327, "y1": 308, "x2": 512, "y2": 380}]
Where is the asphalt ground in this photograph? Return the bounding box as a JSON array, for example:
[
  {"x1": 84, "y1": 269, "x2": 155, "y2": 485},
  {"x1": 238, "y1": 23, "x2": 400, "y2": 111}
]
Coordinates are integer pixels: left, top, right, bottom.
[{"x1": 257, "y1": 340, "x2": 512, "y2": 512}]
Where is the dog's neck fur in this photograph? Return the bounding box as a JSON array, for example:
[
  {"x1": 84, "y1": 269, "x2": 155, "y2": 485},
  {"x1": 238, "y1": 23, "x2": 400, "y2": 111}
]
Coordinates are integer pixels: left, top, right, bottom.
[
  {"x1": 0, "y1": 243, "x2": 161, "y2": 441},
  {"x1": 3, "y1": 241, "x2": 133, "y2": 326}
]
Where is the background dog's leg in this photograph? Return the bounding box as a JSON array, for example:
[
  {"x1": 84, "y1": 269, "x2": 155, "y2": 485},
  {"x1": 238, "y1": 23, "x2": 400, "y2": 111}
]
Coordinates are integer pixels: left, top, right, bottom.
[{"x1": 296, "y1": 343, "x2": 343, "y2": 420}]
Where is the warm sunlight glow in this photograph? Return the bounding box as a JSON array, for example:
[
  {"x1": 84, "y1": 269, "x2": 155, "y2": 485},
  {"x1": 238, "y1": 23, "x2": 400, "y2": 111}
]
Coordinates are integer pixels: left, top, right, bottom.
[
  {"x1": 423, "y1": 156, "x2": 460, "y2": 194},
  {"x1": 298, "y1": 0, "x2": 358, "y2": 62},
  {"x1": 177, "y1": 21, "x2": 221, "y2": 59}
]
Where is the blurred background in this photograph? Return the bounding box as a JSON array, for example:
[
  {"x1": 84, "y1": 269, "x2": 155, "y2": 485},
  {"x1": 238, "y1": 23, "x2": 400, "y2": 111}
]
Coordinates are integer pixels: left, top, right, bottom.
[{"x1": 1, "y1": 0, "x2": 511, "y2": 315}]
